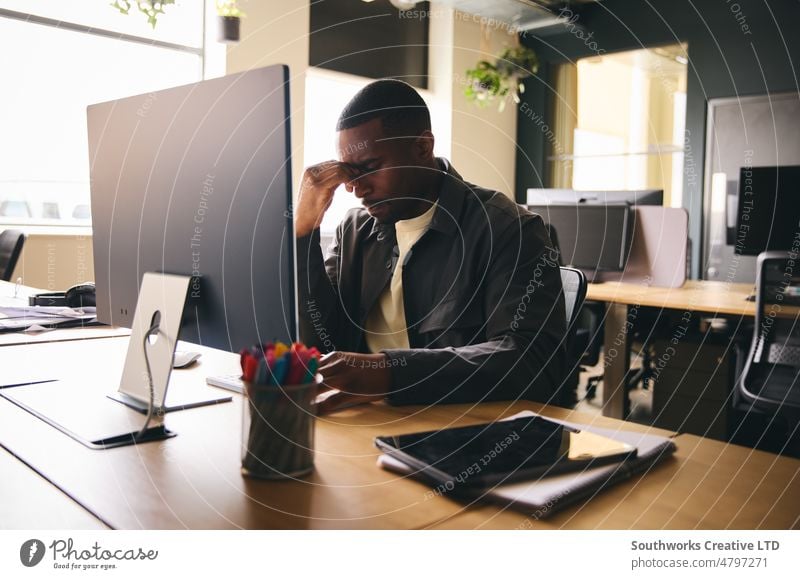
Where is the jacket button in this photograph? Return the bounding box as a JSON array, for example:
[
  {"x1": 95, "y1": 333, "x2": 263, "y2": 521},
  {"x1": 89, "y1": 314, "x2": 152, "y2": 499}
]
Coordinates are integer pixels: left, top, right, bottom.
[
  {"x1": 377, "y1": 232, "x2": 386, "y2": 241},
  {"x1": 386, "y1": 260, "x2": 392, "y2": 269}
]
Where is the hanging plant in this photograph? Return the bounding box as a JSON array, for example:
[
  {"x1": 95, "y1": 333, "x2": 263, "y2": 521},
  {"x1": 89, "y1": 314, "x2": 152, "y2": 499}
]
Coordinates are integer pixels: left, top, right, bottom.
[
  {"x1": 465, "y1": 46, "x2": 539, "y2": 112},
  {"x1": 216, "y1": 0, "x2": 246, "y2": 43},
  {"x1": 110, "y1": 0, "x2": 176, "y2": 29}
]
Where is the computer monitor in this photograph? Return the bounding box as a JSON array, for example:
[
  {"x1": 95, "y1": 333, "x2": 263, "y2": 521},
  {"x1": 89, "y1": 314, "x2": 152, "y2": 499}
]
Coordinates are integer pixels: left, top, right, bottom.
[
  {"x1": 88, "y1": 65, "x2": 296, "y2": 352},
  {"x1": 527, "y1": 188, "x2": 663, "y2": 206},
  {"x1": 732, "y1": 165, "x2": 800, "y2": 256},
  {"x1": 528, "y1": 203, "x2": 633, "y2": 274}
]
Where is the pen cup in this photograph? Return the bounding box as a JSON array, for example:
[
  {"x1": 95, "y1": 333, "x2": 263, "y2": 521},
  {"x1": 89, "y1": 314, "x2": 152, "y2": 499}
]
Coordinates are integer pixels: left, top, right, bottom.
[{"x1": 241, "y1": 374, "x2": 321, "y2": 479}]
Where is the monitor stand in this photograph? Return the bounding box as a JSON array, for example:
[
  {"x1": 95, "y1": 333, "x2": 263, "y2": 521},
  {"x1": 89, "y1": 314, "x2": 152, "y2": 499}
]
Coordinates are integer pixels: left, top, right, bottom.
[
  {"x1": 0, "y1": 273, "x2": 229, "y2": 450},
  {"x1": 108, "y1": 386, "x2": 231, "y2": 414},
  {"x1": 108, "y1": 272, "x2": 231, "y2": 415}
]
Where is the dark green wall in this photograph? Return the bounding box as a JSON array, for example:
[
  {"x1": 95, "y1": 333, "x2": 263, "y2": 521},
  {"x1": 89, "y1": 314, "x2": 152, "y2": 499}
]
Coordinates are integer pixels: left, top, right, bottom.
[{"x1": 515, "y1": 0, "x2": 800, "y2": 278}]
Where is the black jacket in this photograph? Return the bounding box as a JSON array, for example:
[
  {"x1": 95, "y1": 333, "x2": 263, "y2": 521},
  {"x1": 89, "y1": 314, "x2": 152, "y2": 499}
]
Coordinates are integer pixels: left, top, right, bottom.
[{"x1": 296, "y1": 159, "x2": 567, "y2": 406}]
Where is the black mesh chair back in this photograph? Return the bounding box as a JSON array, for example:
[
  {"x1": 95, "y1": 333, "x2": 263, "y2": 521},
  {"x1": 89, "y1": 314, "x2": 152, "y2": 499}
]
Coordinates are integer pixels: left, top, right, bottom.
[
  {"x1": 556, "y1": 266, "x2": 588, "y2": 407},
  {"x1": 560, "y1": 266, "x2": 587, "y2": 331},
  {"x1": 0, "y1": 229, "x2": 25, "y2": 281},
  {"x1": 737, "y1": 251, "x2": 800, "y2": 420}
]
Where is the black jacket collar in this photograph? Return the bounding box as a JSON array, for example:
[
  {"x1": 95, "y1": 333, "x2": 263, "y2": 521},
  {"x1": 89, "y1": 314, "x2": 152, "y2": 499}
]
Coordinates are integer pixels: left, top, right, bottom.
[{"x1": 368, "y1": 158, "x2": 467, "y2": 240}]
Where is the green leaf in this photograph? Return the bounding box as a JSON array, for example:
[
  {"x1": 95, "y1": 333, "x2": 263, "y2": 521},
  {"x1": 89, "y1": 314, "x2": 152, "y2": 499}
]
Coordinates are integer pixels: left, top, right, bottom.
[{"x1": 463, "y1": 45, "x2": 539, "y2": 110}]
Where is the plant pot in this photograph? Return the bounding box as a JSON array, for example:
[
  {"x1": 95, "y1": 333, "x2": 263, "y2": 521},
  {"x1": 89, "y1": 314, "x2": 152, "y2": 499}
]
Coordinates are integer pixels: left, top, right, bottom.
[{"x1": 217, "y1": 15, "x2": 240, "y2": 43}]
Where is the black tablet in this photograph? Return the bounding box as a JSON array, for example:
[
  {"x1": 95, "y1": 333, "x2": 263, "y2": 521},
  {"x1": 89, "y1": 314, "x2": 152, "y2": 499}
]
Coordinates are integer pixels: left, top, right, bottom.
[{"x1": 375, "y1": 415, "x2": 637, "y2": 490}]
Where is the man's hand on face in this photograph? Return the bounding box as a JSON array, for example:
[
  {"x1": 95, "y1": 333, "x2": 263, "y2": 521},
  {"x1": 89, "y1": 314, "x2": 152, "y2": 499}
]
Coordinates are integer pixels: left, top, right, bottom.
[
  {"x1": 295, "y1": 161, "x2": 359, "y2": 238},
  {"x1": 316, "y1": 351, "x2": 392, "y2": 414}
]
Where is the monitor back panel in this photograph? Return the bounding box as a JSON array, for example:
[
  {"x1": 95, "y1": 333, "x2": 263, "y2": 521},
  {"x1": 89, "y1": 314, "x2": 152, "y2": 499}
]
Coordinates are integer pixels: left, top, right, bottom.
[{"x1": 88, "y1": 65, "x2": 295, "y2": 351}]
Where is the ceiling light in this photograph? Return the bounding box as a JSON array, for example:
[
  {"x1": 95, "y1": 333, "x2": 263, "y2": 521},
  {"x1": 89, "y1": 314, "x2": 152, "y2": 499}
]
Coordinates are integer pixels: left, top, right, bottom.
[{"x1": 389, "y1": 0, "x2": 419, "y2": 10}]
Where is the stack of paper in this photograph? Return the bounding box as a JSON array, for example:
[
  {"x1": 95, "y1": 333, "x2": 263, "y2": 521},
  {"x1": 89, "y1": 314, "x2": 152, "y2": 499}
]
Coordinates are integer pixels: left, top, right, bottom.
[{"x1": 0, "y1": 306, "x2": 97, "y2": 333}]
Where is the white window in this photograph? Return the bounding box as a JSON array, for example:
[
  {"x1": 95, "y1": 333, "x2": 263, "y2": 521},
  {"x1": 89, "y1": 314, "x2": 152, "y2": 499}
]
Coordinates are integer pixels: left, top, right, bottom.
[
  {"x1": 303, "y1": 69, "x2": 372, "y2": 235},
  {"x1": 0, "y1": 0, "x2": 214, "y2": 226}
]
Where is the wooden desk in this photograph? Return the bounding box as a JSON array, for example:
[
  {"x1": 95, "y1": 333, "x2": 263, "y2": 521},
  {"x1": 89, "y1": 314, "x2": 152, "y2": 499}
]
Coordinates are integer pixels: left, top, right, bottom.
[
  {"x1": 0, "y1": 338, "x2": 496, "y2": 529},
  {"x1": 427, "y1": 433, "x2": 800, "y2": 530},
  {"x1": 0, "y1": 336, "x2": 674, "y2": 530},
  {"x1": 0, "y1": 279, "x2": 130, "y2": 346},
  {"x1": 585, "y1": 280, "x2": 756, "y2": 418},
  {"x1": 0, "y1": 447, "x2": 108, "y2": 529},
  {"x1": 2, "y1": 335, "x2": 796, "y2": 530},
  {"x1": 586, "y1": 280, "x2": 755, "y2": 317},
  {"x1": 0, "y1": 325, "x2": 130, "y2": 346}
]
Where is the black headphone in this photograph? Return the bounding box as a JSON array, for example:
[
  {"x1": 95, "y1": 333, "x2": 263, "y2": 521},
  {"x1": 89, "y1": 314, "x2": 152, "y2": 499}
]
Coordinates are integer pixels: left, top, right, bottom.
[{"x1": 28, "y1": 282, "x2": 96, "y2": 308}]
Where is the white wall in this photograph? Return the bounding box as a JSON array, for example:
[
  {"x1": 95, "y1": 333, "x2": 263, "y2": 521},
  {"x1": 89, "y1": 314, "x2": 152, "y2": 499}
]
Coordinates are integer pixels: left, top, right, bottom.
[
  {"x1": 432, "y1": 7, "x2": 519, "y2": 198},
  {"x1": 226, "y1": 0, "x2": 310, "y2": 198}
]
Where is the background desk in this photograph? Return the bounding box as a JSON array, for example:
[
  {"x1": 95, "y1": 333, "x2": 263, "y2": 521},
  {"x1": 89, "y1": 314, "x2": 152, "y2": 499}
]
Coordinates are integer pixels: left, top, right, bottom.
[
  {"x1": 0, "y1": 279, "x2": 131, "y2": 346},
  {"x1": 585, "y1": 280, "x2": 755, "y2": 419},
  {"x1": 1, "y1": 331, "x2": 797, "y2": 530}
]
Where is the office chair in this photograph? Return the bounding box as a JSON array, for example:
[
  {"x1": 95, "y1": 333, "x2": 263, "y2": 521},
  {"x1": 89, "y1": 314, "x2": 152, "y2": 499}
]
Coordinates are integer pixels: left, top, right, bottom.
[
  {"x1": 735, "y1": 251, "x2": 800, "y2": 428},
  {"x1": 542, "y1": 221, "x2": 604, "y2": 400},
  {"x1": 0, "y1": 229, "x2": 25, "y2": 281},
  {"x1": 543, "y1": 219, "x2": 656, "y2": 404},
  {"x1": 558, "y1": 266, "x2": 588, "y2": 407}
]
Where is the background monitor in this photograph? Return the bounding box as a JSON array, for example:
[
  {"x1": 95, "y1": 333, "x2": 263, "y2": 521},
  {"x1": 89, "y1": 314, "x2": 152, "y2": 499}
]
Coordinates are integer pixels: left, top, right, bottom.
[
  {"x1": 528, "y1": 203, "x2": 633, "y2": 274},
  {"x1": 527, "y1": 188, "x2": 663, "y2": 206},
  {"x1": 733, "y1": 165, "x2": 800, "y2": 256},
  {"x1": 88, "y1": 65, "x2": 296, "y2": 352}
]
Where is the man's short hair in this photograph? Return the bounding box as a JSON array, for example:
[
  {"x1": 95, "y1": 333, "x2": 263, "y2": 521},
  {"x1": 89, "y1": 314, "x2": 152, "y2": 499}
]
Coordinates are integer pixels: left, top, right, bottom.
[{"x1": 336, "y1": 79, "x2": 431, "y2": 137}]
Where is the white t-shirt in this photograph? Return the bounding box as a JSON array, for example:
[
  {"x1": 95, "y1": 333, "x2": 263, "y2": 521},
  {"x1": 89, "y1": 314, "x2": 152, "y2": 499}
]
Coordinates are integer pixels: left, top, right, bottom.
[{"x1": 365, "y1": 202, "x2": 437, "y2": 352}]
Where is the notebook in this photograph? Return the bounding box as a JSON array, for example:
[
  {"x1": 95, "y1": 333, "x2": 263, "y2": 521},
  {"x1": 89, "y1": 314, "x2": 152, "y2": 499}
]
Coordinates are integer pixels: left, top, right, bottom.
[{"x1": 377, "y1": 411, "x2": 676, "y2": 518}]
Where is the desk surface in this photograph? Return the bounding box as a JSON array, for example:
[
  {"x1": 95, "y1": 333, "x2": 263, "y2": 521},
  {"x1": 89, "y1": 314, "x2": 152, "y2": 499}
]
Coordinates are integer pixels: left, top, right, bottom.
[
  {"x1": 0, "y1": 325, "x2": 130, "y2": 346},
  {"x1": 587, "y1": 280, "x2": 756, "y2": 317},
  {"x1": 1, "y1": 335, "x2": 797, "y2": 529},
  {"x1": 0, "y1": 447, "x2": 107, "y2": 530},
  {"x1": 428, "y1": 433, "x2": 800, "y2": 530}
]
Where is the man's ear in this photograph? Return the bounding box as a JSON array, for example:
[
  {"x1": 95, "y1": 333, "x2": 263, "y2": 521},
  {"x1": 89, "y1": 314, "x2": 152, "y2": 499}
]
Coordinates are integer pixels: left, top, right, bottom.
[{"x1": 413, "y1": 129, "x2": 435, "y2": 162}]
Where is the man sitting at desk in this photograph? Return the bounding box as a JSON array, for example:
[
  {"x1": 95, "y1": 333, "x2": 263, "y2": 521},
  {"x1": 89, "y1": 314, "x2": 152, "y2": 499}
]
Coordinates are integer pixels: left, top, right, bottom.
[{"x1": 295, "y1": 79, "x2": 566, "y2": 414}]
